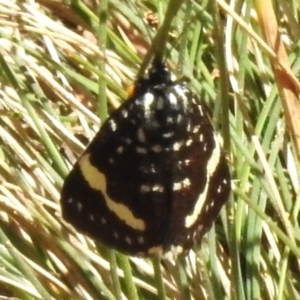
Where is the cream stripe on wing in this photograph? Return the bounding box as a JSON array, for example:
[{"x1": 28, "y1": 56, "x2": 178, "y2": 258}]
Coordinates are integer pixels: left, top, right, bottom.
[
  {"x1": 185, "y1": 134, "x2": 221, "y2": 228},
  {"x1": 78, "y1": 154, "x2": 146, "y2": 231}
]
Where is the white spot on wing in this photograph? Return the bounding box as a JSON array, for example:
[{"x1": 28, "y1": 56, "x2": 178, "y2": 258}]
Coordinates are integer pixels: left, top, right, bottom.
[
  {"x1": 163, "y1": 132, "x2": 173, "y2": 138},
  {"x1": 173, "y1": 85, "x2": 188, "y2": 104},
  {"x1": 173, "y1": 182, "x2": 181, "y2": 191},
  {"x1": 136, "y1": 147, "x2": 147, "y2": 154},
  {"x1": 138, "y1": 236, "x2": 144, "y2": 244},
  {"x1": 141, "y1": 184, "x2": 164, "y2": 192},
  {"x1": 125, "y1": 236, "x2": 132, "y2": 244},
  {"x1": 173, "y1": 178, "x2": 191, "y2": 191},
  {"x1": 183, "y1": 178, "x2": 191, "y2": 187},
  {"x1": 217, "y1": 185, "x2": 222, "y2": 193},
  {"x1": 117, "y1": 146, "x2": 124, "y2": 153},
  {"x1": 143, "y1": 93, "x2": 155, "y2": 119},
  {"x1": 177, "y1": 114, "x2": 183, "y2": 123},
  {"x1": 109, "y1": 120, "x2": 117, "y2": 132},
  {"x1": 77, "y1": 202, "x2": 82, "y2": 212},
  {"x1": 151, "y1": 120, "x2": 161, "y2": 128},
  {"x1": 121, "y1": 109, "x2": 128, "y2": 118},
  {"x1": 151, "y1": 145, "x2": 163, "y2": 153},
  {"x1": 141, "y1": 185, "x2": 151, "y2": 192},
  {"x1": 184, "y1": 159, "x2": 191, "y2": 165},
  {"x1": 193, "y1": 126, "x2": 200, "y2": 133},
  {"x1": 152, "y1": 184, "x2": 164, "y2": 192},
  {"x1": 167, "y1": 117, "x2": 173, "y2": 124},
  {"x1": 186, "y1": 139, "x2": 193, "y2": 146},
  {"x1": 144, "y1": 92, "x2": 155, "y2": 107},
  {"x1": 168, "y1": 93, "x2": 178, "y2": 105},
  {"x1": 137, "y1": 128, "x2": 146, "y2": 142},
  {"x1": 156, "y1": 97, "x2": 164, "y2": 110},
  {"x1": 173, "y1": 141, "x2": 183, "y2": 151}
]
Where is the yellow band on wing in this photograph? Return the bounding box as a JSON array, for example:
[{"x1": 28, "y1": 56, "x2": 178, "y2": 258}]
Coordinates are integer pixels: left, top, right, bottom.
[
  {"x1": 184, "y1": 134, "x2": 221, "y2": 228},
  {"x1": 78, "y1": 154, "x2": 146, "y2": 231}
]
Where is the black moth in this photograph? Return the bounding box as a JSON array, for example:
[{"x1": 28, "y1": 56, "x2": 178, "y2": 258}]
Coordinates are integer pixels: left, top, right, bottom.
[{"x1": 61, "y1": 59, "x2": 230, "y2": 256}]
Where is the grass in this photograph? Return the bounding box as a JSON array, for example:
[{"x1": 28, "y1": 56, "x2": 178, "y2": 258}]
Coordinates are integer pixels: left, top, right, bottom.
[{"x1": 0, "y1": 0, "x2": 300, "y2": 299}]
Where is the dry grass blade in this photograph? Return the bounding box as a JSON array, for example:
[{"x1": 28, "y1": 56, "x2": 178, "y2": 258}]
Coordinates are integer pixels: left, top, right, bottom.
[{"x1": 255, "y1": 0, "x2": 300, "y2": 162}]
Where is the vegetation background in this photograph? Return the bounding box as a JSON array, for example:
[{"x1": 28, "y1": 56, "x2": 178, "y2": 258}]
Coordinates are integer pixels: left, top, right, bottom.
[{"x1": 0, "y1": 0, "x2": 300, "y2": 299}]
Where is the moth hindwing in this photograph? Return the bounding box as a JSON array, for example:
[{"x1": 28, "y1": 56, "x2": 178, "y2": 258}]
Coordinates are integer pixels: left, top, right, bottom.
[{"x1": 61, "y1": 59, "x2": 231, "y2": 256}]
